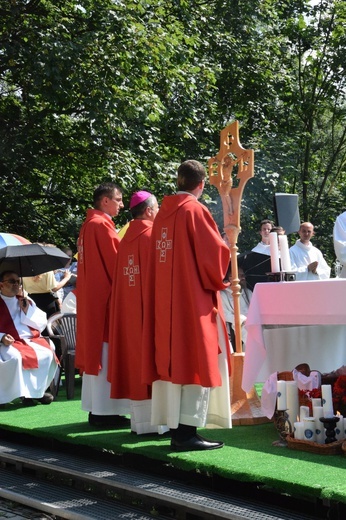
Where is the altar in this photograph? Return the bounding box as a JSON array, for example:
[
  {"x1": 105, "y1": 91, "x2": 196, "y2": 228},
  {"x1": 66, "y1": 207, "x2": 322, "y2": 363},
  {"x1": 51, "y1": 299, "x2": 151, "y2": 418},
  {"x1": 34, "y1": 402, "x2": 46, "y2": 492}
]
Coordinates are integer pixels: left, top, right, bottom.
[{"x1": 241, "y1": 279, "x2": 346, "y2": 392}]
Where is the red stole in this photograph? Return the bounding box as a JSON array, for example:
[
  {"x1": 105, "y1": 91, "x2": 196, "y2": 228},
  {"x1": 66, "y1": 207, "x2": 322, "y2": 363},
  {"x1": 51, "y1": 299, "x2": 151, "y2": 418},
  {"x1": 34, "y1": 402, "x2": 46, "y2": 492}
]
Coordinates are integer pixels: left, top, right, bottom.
[{"x1": 0, "y1": 298, "x2": 54, "y2": 369}]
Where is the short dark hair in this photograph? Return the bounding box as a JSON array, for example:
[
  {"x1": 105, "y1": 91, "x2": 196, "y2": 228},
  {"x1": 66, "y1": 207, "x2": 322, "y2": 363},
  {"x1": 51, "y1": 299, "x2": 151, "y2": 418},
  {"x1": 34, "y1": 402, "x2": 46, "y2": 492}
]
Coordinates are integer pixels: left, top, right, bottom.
[
  {"x1": 177, "y1": 160, "x2": 206, "y2": 191},
  {"x1": 259, "y1": 219, "x2": 273, "y2": 230},
  {"x1": 93, "y1": 182, "x2": 122, "y2": 208},
  {"x1": 0, "y1": 270, "x2": 18, "y2": 282},
  {"x1": 131, "y1": 195, "x2": 156, "y2": 219}
]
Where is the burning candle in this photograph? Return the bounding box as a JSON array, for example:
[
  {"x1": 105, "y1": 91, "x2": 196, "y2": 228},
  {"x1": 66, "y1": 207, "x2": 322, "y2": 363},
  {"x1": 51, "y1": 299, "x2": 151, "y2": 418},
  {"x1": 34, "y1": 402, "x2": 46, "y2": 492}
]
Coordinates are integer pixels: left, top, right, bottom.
[
  {"x1": 335, "y1": 413, "x2": 344, "y2": 440},
  {"x1": 269, "y1": 232, "x2": 280, "y2": 273}
]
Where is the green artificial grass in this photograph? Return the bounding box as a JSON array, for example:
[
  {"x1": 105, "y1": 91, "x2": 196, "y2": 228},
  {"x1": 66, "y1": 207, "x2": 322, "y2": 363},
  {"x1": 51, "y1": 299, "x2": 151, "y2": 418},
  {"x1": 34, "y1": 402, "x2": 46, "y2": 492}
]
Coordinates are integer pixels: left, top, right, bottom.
[{"x1": 1, "y1": 378, "x2": 346, "y2": 506}]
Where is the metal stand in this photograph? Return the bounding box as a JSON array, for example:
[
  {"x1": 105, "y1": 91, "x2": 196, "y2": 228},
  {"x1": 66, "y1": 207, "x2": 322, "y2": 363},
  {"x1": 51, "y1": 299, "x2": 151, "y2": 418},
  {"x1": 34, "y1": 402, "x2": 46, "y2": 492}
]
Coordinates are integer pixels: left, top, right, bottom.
[
  {"x1": 267, "y1": 272, "x2": 296, "y2": 282},
  {"x1": 320, "y1": 416, "x2": 340, "y2": 444},
  {"x1": 272, "y1": 409, "x2": 292, "y2": 447}
]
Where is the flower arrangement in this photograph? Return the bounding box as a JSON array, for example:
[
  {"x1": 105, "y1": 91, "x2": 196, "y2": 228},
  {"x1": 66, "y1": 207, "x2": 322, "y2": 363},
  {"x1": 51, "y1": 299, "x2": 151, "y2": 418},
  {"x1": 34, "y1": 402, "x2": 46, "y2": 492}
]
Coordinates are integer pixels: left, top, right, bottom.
[
  {"x1": 298, "y1": 387, "x2": 322, "y2": 413},
  {"x1": 298, "y1": 388, "x2": 322, "y2": 400},
  {"x1": 332, "y1": 375, "x2": 346, "y2": 416}
]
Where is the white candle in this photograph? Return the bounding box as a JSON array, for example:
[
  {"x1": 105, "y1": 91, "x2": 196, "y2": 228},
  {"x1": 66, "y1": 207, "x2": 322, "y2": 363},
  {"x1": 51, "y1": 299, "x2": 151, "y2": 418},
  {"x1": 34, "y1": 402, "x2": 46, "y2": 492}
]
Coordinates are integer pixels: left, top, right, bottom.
[
  {"x1": 299, "y1": 406, "x2": 310, "y2": 420},
  {"x1": 303, "y1": 417, "x2": 316, "y2": 442},
  {"x1": 314, "y1": 417, "x2": 326, "y2": 444},
  {"x1": 343, "y1": 418, "x2": 346, "y2": 439},
  {"x1": 277, "y1": 380, "x2": 287, "y2": 410},
  {"x1": 294, "y1": 421, "x2": 304, "y2": 440},
  {"x1": 312, "y1": 406, "x2": 324, "y2": 420},
  {"x1": 269, "y1": 232, "x2": 280, "y2": 273},
  {"x1": 311, "y1": 398, "x2": 322, "y2": 408},
  {"x1": 321, "y1": 385, "x2": 334, "y2": 418},
  {"x1": 278, "y1": 235, "x2": 291, "y2": 271},
  {"x1": 335, "y1": 415, "x2": 344, "y2": 440},
  {"x1": 286, "y1": 381, "x2": 299, "y2": 426}
]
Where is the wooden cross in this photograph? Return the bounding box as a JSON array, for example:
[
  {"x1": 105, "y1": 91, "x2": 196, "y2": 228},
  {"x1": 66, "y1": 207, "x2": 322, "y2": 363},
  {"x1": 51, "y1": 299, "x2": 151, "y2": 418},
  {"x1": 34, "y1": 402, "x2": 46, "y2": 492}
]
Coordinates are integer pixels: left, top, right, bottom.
[
  {"x1": 208, "y1": 122, "x2": 267, "y2": 425},
  {"x1": 208, "y1": 121, "x2": 254, "y2": 354}
]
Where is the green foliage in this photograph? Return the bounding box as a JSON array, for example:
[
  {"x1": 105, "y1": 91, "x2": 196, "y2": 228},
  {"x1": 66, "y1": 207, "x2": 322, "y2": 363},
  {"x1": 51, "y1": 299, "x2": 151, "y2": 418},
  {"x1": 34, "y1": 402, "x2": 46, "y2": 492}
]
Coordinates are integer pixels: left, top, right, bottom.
[{"x1": 0, "y1": 0, "x2": 345, "y2": 263}]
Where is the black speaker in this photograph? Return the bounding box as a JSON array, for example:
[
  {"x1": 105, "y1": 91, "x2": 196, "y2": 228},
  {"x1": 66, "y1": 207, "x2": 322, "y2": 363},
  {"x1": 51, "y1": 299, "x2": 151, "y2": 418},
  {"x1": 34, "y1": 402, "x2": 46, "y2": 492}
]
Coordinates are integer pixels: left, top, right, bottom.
[{"x1": 273, "y1": 193, "x2": 300, "y2": 235}]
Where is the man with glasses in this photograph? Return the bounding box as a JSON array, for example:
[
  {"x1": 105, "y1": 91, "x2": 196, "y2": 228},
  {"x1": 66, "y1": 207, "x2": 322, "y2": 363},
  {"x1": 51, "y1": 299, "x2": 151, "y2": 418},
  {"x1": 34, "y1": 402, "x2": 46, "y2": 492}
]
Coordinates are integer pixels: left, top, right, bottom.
[{"x1": 0, "y1": 270, "x2": 58, "y2": 407}]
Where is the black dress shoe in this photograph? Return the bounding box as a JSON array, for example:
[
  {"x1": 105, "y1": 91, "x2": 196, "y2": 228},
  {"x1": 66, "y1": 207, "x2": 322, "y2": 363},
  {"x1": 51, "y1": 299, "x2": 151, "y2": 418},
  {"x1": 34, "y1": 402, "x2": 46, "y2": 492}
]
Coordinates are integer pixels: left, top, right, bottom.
[
  {"x1": 21, "y1": 398, "x2": 36, "y2": 407},
  {"x1": 171, "y1": 433, "x2": 224, "y2": 451},
  {"x1": 88, "y1": 413, "x2": 130, "y2": 428},
  {"x1": 37, "y1": 393, "x2": 54, "y2": 405}
]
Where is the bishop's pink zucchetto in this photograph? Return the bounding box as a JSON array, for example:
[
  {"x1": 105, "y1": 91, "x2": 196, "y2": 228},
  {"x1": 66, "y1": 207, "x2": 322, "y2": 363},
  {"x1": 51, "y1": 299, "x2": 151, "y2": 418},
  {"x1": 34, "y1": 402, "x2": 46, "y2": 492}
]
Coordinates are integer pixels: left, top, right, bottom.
[{"x1": 129, "y1": 190, "x2": 152, "y2": 209}]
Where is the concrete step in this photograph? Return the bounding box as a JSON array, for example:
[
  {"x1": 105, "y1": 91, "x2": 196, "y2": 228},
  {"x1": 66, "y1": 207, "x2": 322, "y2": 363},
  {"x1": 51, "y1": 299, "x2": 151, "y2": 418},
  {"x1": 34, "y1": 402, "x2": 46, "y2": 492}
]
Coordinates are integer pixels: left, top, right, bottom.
[{"x1": 0, "y1": 438, "x2": 320, "y2": 520}]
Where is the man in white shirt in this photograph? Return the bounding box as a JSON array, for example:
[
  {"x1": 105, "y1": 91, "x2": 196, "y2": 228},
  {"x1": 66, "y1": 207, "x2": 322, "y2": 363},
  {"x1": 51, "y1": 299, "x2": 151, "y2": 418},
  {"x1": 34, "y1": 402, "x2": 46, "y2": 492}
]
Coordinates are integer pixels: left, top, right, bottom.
[
  {"x1": 333, "y1": 211, "x2": 346, "y2": 278},
  {"x1": 289, "y1": 222, "x2": 330, "y2": 280},
  {"x1": 251, "y1": 219, "x2": 273, "y2": 255}
]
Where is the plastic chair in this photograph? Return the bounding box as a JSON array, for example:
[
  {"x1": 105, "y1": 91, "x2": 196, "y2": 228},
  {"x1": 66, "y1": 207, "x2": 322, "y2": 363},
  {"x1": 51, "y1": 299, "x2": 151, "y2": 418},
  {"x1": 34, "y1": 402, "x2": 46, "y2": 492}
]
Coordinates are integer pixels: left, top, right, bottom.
[{"x1": 47, "y1": 312, "x2": 77, "y2": 399}]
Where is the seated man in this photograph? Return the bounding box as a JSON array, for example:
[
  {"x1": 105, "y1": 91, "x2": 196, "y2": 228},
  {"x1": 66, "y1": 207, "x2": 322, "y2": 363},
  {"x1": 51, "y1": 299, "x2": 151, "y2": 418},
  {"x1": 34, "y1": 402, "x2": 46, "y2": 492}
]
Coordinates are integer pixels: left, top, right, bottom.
[{"x1": 0, "y1": 270, "x2": 58, "y2": 406}]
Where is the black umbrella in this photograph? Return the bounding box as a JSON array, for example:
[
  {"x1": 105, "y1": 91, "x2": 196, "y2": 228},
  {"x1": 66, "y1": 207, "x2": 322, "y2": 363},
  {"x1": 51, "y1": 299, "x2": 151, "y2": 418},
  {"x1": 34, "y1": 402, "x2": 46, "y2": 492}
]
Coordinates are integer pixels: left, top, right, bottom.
[
  {"x1": 236, "y1": 251, "x2": 272, "y2": 291},
  {"x1": 0, "y1": 244, "x2": 70, "y2": 277}
]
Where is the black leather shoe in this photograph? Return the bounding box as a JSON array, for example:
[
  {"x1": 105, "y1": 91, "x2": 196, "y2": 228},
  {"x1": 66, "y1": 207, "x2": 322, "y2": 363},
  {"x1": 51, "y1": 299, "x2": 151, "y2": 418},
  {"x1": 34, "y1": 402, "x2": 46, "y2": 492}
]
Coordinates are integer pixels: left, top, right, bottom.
[
  {"x1": 88, "y1": 413, "x2": 130, "y2": 428},
  {"x1": 171, "y1": 434, "x2": 224, "y2": 451},
  {"x1": 21, "y1": 398, "x2": 36, "y2": 407},
  {"x1": 38, "y1": 393, "x2": 54, "y2": 405}
]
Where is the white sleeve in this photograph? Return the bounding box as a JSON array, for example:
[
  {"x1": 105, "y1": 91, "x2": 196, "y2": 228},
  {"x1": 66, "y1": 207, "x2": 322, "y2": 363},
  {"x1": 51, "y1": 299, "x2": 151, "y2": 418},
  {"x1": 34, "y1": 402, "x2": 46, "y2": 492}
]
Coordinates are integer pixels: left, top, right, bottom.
[
  {"x1": 334, "y1": 214, "x2": 346, "y2": 265},
  {"x1": 21, "y1": 299, "x2": 47, "y2": 333}
]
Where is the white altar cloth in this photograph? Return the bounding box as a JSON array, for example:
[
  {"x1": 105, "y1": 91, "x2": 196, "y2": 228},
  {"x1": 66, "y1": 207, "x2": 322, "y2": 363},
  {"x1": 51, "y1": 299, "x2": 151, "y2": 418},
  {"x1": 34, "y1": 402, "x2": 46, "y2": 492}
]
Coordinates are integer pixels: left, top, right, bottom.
[{"x1": 242, "y1": 279, "x2": 346, "y2": 392}]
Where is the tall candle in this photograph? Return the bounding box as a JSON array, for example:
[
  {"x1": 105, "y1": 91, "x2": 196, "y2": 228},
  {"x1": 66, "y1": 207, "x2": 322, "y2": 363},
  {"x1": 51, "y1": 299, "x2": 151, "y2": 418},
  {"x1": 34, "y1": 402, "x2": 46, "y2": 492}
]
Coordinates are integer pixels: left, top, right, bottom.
[
  {"x1": 321, "y1": 385, "x2": 334, "y2": 418},
  {"x1": 277, "y1": 380, "x2": 287, "y2": 410},
  {"x1": 286, "y1": 381, "x2": 299, "y2": 425},
  {"x1": 278, "y1": 235, "x2": 291, "y2": 271},
  {"x1": 269, "y1": 232, "x2": 280, "y2": 273},
  {"x1": 344, "y1": 418, "x2": 346, "y2": 439}
]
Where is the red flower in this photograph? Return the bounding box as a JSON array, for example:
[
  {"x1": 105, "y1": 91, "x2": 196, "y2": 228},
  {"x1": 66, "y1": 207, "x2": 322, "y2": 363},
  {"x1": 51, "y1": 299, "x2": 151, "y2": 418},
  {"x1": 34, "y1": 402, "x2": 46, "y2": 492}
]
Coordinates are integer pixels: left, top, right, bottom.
[{"x1": 332, "y1": 376, "x2": 346, "y2": 415}]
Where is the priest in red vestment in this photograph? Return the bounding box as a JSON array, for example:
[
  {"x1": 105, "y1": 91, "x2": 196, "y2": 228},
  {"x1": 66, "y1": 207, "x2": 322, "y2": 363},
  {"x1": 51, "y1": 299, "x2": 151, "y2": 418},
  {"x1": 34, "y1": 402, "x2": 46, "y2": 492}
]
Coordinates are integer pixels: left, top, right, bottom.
[
  {"x1": 142, "y1": 160, "x2": 232, "y2": 451},
  {"x1": 76, "y1": 182, "x2": 130, "y2": 427},
  {"x1": 108, "y1": 190, "x2": 168, "y2": 434}
]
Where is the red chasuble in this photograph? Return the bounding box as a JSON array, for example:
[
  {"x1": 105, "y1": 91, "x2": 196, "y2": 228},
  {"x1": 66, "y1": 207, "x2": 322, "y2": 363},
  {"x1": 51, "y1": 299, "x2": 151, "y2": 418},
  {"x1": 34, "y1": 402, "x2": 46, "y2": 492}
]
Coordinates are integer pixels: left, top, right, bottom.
[
  {"x1": 108, "y1": 219, "x2": 153, "y2": 400},
  {"x1": 76, "y1": 209, "x2": 120, "y2": 375},
  {"x1": 0, "y1": 298, "x2": 54, "y2": 369},
  {"x1": 142, "y1": 194, "x2": 230, "y2": 388}
]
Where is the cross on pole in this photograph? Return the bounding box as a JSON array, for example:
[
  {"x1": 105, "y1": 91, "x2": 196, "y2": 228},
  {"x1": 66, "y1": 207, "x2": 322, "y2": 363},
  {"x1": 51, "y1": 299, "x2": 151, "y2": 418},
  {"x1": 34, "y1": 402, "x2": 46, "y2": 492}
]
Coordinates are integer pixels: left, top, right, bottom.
[
  {"x1": 208, "y1": 122, "x2": 267, "y2": 425},
  {"x1": 208, "y1": 121, "x2": 254, "y2": 354}
]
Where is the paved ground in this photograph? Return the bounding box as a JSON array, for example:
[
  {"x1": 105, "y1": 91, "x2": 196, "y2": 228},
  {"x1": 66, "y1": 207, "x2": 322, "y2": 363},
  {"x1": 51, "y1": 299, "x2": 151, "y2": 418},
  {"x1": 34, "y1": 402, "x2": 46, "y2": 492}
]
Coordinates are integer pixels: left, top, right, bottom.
[{"x1": 0, "y1": 499, "x2": 56, "y2": 519}]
